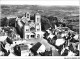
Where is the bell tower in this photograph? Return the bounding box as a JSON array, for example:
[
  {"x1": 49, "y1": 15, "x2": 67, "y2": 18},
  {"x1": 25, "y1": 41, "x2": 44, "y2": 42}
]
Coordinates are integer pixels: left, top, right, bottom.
[
  {"x1": 24, "y1": 12, "x2": 30, "y2": 39},
  {"x1": 35, "y1": 13, "x2": 41, "y2": 31},
  {"x1": 25, "y1": 12, "x2": 30, "y2": 21},
  {"x1": 35, "y1": 13, "x2": 41, "y2": 38}
]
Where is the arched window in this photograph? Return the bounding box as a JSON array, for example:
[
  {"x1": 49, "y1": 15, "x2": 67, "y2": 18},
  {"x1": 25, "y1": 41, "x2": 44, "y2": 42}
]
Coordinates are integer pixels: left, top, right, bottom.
[
  {"x1": 37, "y1": 34, "x2": 40, "y2": 38},
  {"x1": 31, "y1": 35, "x2": 35, "y2": 38}
]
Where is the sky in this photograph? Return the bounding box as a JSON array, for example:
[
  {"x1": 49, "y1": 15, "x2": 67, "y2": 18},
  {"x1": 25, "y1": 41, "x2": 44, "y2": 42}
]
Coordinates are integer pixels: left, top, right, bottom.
[{"x1": 0, "y1": 0, "x2": 79, "y2": 6}]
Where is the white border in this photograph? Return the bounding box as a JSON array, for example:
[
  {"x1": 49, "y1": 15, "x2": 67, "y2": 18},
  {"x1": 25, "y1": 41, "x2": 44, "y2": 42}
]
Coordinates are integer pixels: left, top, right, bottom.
[
  {"x1": 0, "y1": 0, "x2": 79, "y2": 6},
  {"x1": 0, "y1": 0, "x2": 80, "y2": 58}
]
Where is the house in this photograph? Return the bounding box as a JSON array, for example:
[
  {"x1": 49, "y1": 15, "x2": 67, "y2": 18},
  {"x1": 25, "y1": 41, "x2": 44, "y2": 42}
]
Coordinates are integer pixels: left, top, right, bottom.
[{"x1": 30, "y1": 42, "x2": 45, "y2": 56}]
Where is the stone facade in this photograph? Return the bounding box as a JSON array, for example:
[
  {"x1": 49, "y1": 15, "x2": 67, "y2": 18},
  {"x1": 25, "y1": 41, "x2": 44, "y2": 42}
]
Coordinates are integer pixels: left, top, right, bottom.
[{"x1": 16, "y1": 12, "x2": 41, "y2": 39}]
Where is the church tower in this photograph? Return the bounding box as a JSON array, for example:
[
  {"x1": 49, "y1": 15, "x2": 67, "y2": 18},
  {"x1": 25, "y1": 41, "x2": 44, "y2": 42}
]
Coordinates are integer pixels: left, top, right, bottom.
[
  {"x1": 25, "y1": 12, "x2": 30, "y2": 21},
  {"x1": 24, "y1": 12, "x2": 30, "y2": 39},
  {"x1": 35, "y1": 13, "x2": 41, "y2": 38},
  {"x1": 24, "y1": 23, "x2": 30, "y2": 39},
  {"x1": 23, "y1": 12, "x2": 41, "y2": 39}
]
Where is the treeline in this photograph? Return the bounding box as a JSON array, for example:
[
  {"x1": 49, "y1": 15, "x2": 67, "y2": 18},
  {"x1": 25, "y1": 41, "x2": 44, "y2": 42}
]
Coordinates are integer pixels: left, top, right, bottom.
[
  {"x1": 0, "y1": 16, "x2": 66, "y2": 29},
  {"x1": 0, "y1": 16, "x2": 69, "y2": 38},
  {"x1": 0, "y1": 17, "x2": 16, "y2": 27},
  {"x1": 41, "y1": 16, "x2": 66, "y2": 31}
]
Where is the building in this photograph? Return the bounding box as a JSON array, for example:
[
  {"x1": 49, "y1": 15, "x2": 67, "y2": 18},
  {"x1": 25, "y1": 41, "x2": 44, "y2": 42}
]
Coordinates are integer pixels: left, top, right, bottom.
[{"x1": 16, "y1": 12, "x2": 41, "y2": 40}]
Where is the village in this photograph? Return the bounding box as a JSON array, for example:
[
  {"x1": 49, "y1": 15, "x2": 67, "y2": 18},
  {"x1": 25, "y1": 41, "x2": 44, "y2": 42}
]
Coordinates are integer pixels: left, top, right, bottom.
[{"x1": 0, "y1": 11, "x2": 79, "y2": 56}]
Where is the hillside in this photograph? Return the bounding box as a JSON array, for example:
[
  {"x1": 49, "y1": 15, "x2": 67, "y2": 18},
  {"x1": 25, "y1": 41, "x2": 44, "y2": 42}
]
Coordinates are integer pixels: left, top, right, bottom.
[
  {"x1": 1, "y1": 5, "x2": 79, "y2": 18},
  {"x1": 0, "y1": 5, "x2": 79, "y2": 33}
]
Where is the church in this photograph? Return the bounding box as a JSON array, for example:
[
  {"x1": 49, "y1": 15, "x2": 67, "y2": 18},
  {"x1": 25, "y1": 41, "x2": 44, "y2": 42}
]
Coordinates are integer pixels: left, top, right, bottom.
[{"x1": 15, "y1": 12, "x2": 41, "y2": 40}]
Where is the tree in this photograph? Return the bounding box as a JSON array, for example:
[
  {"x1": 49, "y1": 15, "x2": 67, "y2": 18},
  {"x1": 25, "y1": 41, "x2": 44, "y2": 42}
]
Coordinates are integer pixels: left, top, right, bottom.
[
  {"x1": 48, "y1": 16, "x2": 59, "y2": 28},
  {"x1": 1, "y1": 17, "x2": 8, "y2": 27},
  {"x1": 9, "y1": 18, "x2": 16, "y2": 27},
  {"x1": 41, "y1": 16, "x2": 51, "y2": 31},
  {"x1": 48, "y1": 16, "x2": 58, "y2": 24}
]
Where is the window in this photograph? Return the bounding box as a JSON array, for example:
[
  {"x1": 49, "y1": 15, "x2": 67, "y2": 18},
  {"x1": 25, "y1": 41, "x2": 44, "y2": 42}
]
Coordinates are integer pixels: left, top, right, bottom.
[
  {"x1": 26, "y1": 35, "x2": 29, "y2": 39},
  {"x1": 27, "y1": 16, "x2": 29, "y2": 18},
  {"x1": 37, "y1": 18, "x2": 40, "y2": 22},
  {"x1": 37, "y1": 29, "x2": 40, "y2": 31},
  {"x1": 26, "y1": 29, "x2": 29, "y2": 31},
  {"x1": 31, "y1": 35, "x2": 35, "y2": 38},
  {"x1": 30, "y1": 27, "x2": 35, "y2": 31},
  {"x1": 37, "y1": 34, "x2": 40, "y2": 38},
  {"x1": 27, "y1": 14, "x2": 29, "y2": 18},
  {"x1": 36, "y1": 26, "x2": 40, "y2": 31},
  {"x1": 37, "y1": 23, "x2": 39, "y2": 25},
  {"x1": 27, "y1": 14, "x2": 29, "y2": 16}
]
